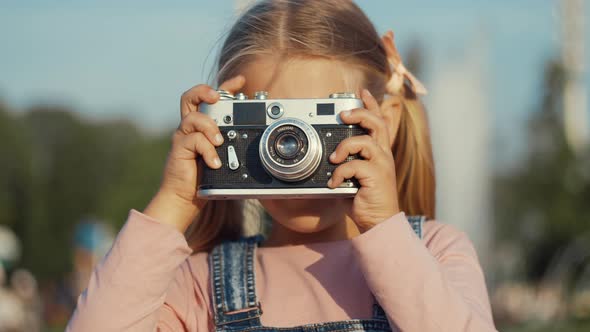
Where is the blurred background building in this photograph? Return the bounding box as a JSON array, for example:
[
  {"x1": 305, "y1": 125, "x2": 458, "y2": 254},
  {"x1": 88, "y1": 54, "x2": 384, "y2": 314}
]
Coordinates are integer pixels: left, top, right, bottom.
[
  {"x1": 429, "y1": 31, "x2": 493, "y2": 273},
  {"x1": 0, "y1": 1, "x2": 589, "y2": 331},
  {"x1": 561, "y1": 0, "x2": 589, "y2": 153}
]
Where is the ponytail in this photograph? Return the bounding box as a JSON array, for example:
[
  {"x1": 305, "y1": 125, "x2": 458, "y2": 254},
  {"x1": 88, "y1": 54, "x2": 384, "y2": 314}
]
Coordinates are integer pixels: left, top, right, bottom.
[{"x1": 392, "y1": 86, "x2": 436, "y2": 220}]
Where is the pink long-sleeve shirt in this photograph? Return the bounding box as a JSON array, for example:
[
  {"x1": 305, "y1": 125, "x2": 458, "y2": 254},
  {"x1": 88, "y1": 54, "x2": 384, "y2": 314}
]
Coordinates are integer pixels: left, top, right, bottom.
[{"x1": 66, "y1": 210, "x2": 497, "y2": 331}]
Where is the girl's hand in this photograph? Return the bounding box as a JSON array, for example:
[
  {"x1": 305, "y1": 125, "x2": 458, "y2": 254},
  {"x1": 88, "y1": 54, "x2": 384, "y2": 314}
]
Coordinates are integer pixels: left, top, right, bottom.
[
  {"x1": 144, "y1": 76, "x2": 246, "y2": 233},
  {"x1": 327, "y1": 89, "x2": 400, "y2": 232}
]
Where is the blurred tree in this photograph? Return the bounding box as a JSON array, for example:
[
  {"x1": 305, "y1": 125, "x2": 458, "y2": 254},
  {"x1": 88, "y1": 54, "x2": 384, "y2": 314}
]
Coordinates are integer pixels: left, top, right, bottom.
[
  {"x1": 0, "y1": 103, "x2": 171, "y2": 281},
  {"x1": 0, "y1": 103, "x2": 32, "y2": 249},
  {"x1": 494, "y1": 57, "x2": 590, "y2": 284},
  {"x1": 95, "y1": 131, "x2": 169, "y2": 230}
]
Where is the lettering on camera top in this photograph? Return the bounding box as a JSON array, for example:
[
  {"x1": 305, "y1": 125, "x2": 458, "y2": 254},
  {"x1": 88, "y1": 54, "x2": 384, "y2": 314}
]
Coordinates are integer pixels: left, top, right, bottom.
[{"x1": 200, "y1": 91, "x2": 363, "y2": 127}]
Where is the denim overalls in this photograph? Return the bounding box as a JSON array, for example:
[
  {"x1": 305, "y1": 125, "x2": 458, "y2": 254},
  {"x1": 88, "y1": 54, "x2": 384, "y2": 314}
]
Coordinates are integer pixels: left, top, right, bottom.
[{"x1": 208, "y1": 216, "x2": 426, "y2": 332}]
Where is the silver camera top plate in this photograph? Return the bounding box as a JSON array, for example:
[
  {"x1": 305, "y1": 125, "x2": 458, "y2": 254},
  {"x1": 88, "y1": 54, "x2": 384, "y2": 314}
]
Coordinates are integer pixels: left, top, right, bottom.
[{"x1": 200, "y1": 91, "x2": 363, "y2": 126}]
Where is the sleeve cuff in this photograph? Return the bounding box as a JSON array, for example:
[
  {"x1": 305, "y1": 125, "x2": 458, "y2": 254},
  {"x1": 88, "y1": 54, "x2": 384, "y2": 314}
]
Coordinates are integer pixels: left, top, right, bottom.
[
  {"x1": 126, "y1": 209, "x2": 193, "y2": 254},
  {"x1": 101, "y1": 209, "x2": 193, "y2": 289},
  {"x1": 350, "y1": 211, "x2": 436, "y2": 297},
  {"x1": 351, "y1": 211, "x2": 421, "y2": 250}
]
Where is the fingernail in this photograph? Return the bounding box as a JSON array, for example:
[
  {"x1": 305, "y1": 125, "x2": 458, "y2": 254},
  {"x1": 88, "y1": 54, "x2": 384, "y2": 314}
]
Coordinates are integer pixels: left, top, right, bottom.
[
  {"x1": 209, "y1": 89, "x2": 219, "y2": 99},
  {"x1": 213, "y1": 158, "x2": 222, "y2": 168},
  {"x1": 341, "y1": 110, "x2": 351, "y2": 117},
  {"x1": 364, "y1": 89, "x2": 373, "y2": 98},
  {"x1": 327, "y1": 178, "x2": 333, "y2": 187},
  {"x1": 329, "y1": 152, "x2": 336, "y2": 161},
  {"x1": 215, "y1": 133, "x2": 224, "y2": 145}
]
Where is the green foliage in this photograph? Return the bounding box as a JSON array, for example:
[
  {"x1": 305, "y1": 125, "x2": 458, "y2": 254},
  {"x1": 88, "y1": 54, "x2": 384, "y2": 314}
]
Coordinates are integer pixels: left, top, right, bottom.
[
  {"x1": 0, "y1": 106, "x2": 31, "y2": 231},
  {"x1": 494, "y1": 58, "x2": 590, "y2": 281},
  {"x1": 0, "y1": 103, "x2": 171, "y2": 280}
]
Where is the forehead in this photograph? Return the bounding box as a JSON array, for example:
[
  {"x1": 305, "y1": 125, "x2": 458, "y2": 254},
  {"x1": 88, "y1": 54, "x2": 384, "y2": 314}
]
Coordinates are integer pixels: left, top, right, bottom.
[{"x1": 239, "y1": 55, "x2": 365, "y2": 99}]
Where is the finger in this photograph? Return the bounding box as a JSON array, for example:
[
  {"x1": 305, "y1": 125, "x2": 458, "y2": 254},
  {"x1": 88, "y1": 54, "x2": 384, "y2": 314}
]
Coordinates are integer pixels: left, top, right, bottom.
[
  {"x1": 219, "y1": 75, "x2": 246, "y2": 93},
  {"x1": 329, "y1": 135, "x2": 384, "y2": 164},
  {"x1": 177, "y1": 111, "x2": 224, "y2": 146},
  {"x1": 380, "y1": 95, "x2": 403, "y2": 147},
  {"x1": 361, "y1": 89, "x2": 381, "y2": 115},
  {"x1": 328, "y1": 160, "x2": 373, "y2": 188},
  {"x1": 361, "y1": 89, "x2": 391, "y2": 146},
  {"x1": 339, "y1": 108, "x2": 390, "y2": 151},
  {"x1": 175, "y1": 132, "x2": 222, "y2": 169},
  {"x1": 180, "y1": 84, "x2": 220, "y2": 119}
]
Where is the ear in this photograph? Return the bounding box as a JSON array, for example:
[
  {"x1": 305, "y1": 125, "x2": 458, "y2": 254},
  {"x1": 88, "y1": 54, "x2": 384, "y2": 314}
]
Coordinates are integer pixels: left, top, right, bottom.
[{"x1": 380, "y1": 94, "x2": 403, "y2": 148}]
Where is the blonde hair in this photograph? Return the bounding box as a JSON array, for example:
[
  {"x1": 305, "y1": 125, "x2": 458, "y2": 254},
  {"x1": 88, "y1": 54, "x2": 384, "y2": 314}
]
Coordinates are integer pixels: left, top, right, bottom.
[{"x1": 186, "y1": 0, "x2": 435, "y2": 252}]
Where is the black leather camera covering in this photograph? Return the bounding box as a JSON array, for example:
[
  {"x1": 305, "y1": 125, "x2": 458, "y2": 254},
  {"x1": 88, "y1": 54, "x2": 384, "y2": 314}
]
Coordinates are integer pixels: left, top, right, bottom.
[{"x1": 198, "y1": 125, "x2": 365, "y2": 189}]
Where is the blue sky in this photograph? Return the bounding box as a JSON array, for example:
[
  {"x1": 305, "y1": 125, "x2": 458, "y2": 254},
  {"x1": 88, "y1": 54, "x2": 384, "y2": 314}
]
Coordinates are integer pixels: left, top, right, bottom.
[{"x1": 0, "y1": 0, "x2": 589, "y2": 169}]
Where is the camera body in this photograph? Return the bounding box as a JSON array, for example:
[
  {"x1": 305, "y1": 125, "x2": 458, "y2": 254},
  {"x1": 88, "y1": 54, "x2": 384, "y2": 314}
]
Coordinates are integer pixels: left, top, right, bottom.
[{"x1": 197, "y1": 90, "x2": 365, "y2": 199}]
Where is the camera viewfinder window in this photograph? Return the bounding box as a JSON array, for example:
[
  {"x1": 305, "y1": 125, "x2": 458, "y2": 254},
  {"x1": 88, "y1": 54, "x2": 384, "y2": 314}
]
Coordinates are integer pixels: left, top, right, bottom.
[{"x1": 316, "y1": 103, "x2": 335, "y2": 116}]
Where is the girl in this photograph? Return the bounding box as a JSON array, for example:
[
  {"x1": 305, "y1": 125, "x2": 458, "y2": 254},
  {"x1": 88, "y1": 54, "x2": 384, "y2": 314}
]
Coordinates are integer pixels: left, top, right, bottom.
[{"x1": 67, "y1": 0, "x2": 497, "y2": 331}]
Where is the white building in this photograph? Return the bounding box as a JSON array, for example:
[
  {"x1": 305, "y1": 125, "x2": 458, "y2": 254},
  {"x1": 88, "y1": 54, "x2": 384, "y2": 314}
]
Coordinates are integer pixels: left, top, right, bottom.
[{"x1": 428, "y1": 33, "x2": 493, "y2": 271}]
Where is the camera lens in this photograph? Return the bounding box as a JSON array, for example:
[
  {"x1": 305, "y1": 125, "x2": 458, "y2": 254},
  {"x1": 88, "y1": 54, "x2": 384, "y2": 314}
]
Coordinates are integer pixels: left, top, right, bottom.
[
  {"x1": 275, "y1": 133, "x2": 300, "y2": 159},
  {"x1": 259, "y1": 118, "x2": 322, "y2": 182},
  {"x1": 266, "y1": 125, "x2": 308, "y2": 166}
]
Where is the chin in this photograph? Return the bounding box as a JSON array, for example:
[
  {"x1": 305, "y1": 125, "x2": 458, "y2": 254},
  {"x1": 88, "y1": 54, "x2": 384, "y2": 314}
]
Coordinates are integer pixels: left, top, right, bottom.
[
  {"x1": 276, "y1": 215, "x2": 326, "y2": 233},
  {"x1": 259, "y1": 198, "x2": 350, "y2": 234}
]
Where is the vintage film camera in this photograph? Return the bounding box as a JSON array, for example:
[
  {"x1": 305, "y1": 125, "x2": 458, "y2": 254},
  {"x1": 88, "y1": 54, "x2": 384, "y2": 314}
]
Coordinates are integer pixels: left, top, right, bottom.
[{"x1": 197, "y1": 90, "x2": 365, "y2": 199}]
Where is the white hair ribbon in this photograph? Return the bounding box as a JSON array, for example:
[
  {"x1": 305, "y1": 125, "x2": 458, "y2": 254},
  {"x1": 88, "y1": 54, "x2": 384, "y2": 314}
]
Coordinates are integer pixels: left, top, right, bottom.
[{"x1": 382, "y1": 30, "x2": 427, "y2": 95}]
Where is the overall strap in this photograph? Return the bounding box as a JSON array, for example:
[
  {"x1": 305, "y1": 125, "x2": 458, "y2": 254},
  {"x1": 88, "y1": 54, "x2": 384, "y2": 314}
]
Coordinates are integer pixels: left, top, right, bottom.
[
  {"x1": 372, "y1": 214, "x2": 426, "y2": 321},
  {"x1": 209, "y1": 235, "x2": 264, "y2": 329},
  {"x1": 406, "y1": 215, "x2": 425, "y2": 240}
]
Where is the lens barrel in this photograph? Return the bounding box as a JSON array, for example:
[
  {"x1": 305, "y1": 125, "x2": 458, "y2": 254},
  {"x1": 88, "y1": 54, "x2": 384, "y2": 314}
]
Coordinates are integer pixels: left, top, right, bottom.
[{"x1": 259, "y1": 118, "x2": 322, "y2": 182}]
